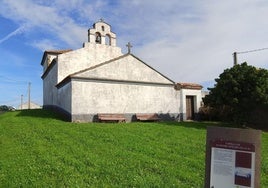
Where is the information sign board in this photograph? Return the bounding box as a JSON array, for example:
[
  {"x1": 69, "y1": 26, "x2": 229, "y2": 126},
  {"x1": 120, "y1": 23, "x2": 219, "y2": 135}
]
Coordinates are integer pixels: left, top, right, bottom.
[
  {"x1": 204, "y1": 126, "x2": 261, "y2": 188},
  {"x1": 210, "y1": 140, "x2": 255, "y2": 188}
]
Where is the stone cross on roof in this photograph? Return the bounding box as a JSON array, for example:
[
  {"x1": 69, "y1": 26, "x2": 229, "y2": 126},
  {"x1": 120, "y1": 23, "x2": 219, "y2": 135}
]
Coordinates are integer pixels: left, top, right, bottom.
[{"x1": 126, "y1": 42, "x2": 133, "y2": 54}]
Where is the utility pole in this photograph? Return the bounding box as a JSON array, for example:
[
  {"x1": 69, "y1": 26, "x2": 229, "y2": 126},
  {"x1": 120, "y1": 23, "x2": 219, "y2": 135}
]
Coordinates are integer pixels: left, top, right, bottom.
[
  {"x1": 233, "y1": 47, "x2": 268, "y2": 66},
  {"x1": 28, "y1": 82, "x2": 31, "y2": 109},
  {"x1": 233, "y1": 52, "x2": 237, "y2": 66},
  {"x1": 21, "y1": 94, "x2": 23, "y2": 110}
]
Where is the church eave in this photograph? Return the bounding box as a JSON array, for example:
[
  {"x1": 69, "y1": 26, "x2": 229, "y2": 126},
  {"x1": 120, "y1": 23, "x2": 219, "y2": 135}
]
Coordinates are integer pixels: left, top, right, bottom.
[
  {"x1": 56, "y1": 76, "x2": 175, "y2": 89},
  {"x1": 56, "y1": 76, "x2": 71, "y2": 89},
  {"x1": 175, "y1": 82, "x2": 203, "y2": 90},
  {"x1": 40, "y1": 49, "x2": 72, "y2": 65},
  {"x1": 41, "y1": 59, "x2": 57, "y2": 79}
]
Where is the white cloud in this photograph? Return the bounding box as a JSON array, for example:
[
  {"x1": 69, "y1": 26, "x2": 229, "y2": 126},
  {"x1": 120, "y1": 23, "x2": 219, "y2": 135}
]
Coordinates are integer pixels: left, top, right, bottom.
[
  {"x1": 0, "y1": 0, "x2": 89, "y2": 48},
  {"x1": 1, "y1": 0, "x2": 268, "y2": 90},
  {"x1": 30, "y1": 39, "x2": 59, "y2": 51},
  {"x1": 112, "y1": 0, "x2": 268, "y2": 87}
]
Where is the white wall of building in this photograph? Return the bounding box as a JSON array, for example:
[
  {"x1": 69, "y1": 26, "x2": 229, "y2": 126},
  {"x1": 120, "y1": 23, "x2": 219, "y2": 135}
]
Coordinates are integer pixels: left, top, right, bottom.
[
  {"x1": 43, "y1": 63, "x2": 58, "y2": 106},
  {"x1": 179, "y1": 88, "x2": 202, "y2": 120},
  {"x1": 76, "y1": 55, "x2": 173, "y2": 84},
  {"x1": 70, "y1": 80, "x2": 180, "y2": 122},
  {"x1": 41, "y1": 20, "x2": 203, "y2": 122},
  {"x1": 57, "y1": 43, "x2": 122, "y2": 83},
  {"x1": 57, "y1": 82, "x2": 72, "y2": 114}
]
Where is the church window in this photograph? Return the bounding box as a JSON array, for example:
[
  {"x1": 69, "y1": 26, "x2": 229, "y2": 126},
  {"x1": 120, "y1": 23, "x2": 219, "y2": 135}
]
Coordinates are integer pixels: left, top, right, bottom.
[
  {"x1": 105, "y1": 34, "x2": 111, "y2": 45},
  {"x1": 101, "y1": 26, "x2": 105, "y2": 31},
  {"x1": 95, "y1": 32, "x2": 101, "y2": 44}
]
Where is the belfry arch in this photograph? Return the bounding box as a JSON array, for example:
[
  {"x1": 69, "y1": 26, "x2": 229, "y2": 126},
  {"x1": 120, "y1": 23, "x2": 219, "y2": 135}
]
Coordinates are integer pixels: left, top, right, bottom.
[
  {"x1": 105, "y1": 34, "x2": 111, "y2": 45},
  {"x1": 88, "y1": 19, "x2": 116, "y2": 46},
  {"x1": 95, "y1": 32, "x2": 101, "y2": 44}
]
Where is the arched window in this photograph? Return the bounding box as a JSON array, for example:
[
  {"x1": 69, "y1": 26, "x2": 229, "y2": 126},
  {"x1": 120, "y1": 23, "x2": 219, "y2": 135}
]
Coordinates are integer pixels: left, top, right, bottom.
[
  {"x1": 101, "y1": 26, "x2": 105, "y2": 31},
  {"x1": 105, "y1": 34, "x2": 111, "y2": 45},
  {"x1": 95, "y1": 32, "x2": 101, "y2": 44}
]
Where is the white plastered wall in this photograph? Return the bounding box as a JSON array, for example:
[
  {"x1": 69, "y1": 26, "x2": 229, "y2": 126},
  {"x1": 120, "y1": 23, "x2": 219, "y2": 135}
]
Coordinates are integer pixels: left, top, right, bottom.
[
  {"x1": 43, "y1": 63, "x2": 58, "y2": 106},
  {"x1": 71, "y1": 80, "x2": 180, "y2": 115},
  {"x1": 57, "y1": 43, "x2": 122, "y2": 83},
  {"x1": 57, "y1": 82, "x2": 72, "y2": 114},
  {"x1": 179, "y1": 89, "x2": 202, "y2": 120},
  {"x1": 76, "y1": 55, "x2": 172, "y2": 84}
]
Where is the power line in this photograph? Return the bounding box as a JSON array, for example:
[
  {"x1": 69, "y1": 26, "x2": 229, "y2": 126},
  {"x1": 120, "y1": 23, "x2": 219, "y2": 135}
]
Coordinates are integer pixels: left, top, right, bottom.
[
  {"x1": 233, "y1": 47, "x2": 268, "y2": 65},
  {"x1": 236, "y1": 47, "x2": 268, "y2": 54},
  {"x1": 0, "y1": 75, "x2": 29, "y2": 85}
]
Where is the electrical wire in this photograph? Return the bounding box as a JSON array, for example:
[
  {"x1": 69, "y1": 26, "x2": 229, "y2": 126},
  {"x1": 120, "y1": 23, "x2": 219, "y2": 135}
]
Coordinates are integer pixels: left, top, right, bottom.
[
  {"x1": 237, "y1": 47, "x2": 268, "y2": 54},
  {"x1": 0, "y1": 75, "x2": 28, "y2": 85}
]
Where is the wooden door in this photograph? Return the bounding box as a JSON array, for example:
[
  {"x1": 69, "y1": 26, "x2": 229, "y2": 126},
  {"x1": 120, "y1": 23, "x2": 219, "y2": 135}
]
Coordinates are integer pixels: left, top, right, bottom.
[{"x1": 186, "y1": 96, "x2": 194, "y2": 120}]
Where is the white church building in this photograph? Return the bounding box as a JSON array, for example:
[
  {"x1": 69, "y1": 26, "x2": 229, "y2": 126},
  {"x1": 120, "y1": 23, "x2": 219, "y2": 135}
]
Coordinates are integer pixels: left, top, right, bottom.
[{"x1": 41, "y1": 20, "x2": 203, "y2": 122}]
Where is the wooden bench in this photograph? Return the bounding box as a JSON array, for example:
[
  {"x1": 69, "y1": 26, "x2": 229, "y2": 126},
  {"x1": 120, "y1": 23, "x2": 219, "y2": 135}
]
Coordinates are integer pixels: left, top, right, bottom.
[
  {"x1": 97, "y1": 113, "x2": 126, "y2": 123},
  {"x1": 136, "y1": 113, "x2": 160, "y2": 122}
]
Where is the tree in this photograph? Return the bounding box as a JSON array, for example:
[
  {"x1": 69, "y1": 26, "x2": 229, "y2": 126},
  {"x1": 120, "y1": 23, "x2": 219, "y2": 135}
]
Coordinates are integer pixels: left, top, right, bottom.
[
  {"x1": 0, "y1": 105, "x2": 9, "y2": 111},
  {"x1": 203, "y1": 62, "x2": 268, "y2": 126}
]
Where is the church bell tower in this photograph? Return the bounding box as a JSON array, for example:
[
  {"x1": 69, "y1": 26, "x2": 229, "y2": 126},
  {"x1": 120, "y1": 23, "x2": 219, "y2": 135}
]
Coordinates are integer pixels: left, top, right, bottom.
[{"x1": 88, "y1": 19, "x2": 117, "y2": 47}]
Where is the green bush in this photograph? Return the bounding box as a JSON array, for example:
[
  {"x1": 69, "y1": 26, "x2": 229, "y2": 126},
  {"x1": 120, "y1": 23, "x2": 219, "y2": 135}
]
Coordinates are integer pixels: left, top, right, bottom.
[{"x1": 203, "y1": 63, "x2": 268, "y2": 129}]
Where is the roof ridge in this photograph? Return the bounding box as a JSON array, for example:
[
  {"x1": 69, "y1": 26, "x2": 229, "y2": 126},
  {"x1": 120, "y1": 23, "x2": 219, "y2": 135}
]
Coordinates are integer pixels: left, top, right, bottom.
[
  {"x1": 41, "y1": 49, "x2": 73, "y2": 66},
  {"x1": 45, "y1": 49, "x2": 73, "y2": 53},
  {"x1": 176, "y1": 82, "x2": 203, "y2": 90},
  {"x1": 129, "y1": 54, "x2": 175, "y2": 84},
  {"x1": 69, "y1": 53, "x2": 129, "y2": 77}
]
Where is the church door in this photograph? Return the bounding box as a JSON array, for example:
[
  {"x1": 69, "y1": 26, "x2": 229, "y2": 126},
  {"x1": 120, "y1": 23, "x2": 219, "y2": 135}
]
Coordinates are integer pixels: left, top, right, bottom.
[{"x1": 186, "y1": 96, "x2": 195, "y2": 120}]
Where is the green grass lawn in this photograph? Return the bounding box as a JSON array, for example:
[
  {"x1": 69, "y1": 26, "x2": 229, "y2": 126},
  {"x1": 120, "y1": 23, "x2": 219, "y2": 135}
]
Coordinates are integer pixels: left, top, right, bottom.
[{"x1": 0, "y1": 110, "x2": 267, "y2": 187}]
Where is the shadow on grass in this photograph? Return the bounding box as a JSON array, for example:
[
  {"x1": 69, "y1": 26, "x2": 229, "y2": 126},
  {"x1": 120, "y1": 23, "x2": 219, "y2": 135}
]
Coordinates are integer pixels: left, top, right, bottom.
[
  {"x1": 16, "y1": 109, "x2": 67, "y2": 121},
  {"x1": 15, "y1": 110, "x2": 242, "y2": 130},
  {"x1": 158, "y1": 121, "x2": 236, "y2": 130}
]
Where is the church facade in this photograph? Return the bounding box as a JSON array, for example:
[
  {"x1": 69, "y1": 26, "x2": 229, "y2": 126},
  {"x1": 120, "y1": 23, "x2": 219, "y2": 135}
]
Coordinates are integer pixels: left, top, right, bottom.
[{"x1": 41, "y1": 20, "x2": 203, "y2": 122}]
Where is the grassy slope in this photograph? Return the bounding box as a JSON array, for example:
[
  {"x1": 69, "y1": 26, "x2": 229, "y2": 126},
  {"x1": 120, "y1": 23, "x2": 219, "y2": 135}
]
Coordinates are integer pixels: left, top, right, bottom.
[{"x1": 0, "y1": 110, "x2": 267, "y2": 187}]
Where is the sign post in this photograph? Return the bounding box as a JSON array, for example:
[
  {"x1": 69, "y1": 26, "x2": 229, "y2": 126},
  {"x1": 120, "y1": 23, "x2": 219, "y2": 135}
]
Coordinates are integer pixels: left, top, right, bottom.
[{"x1": 205, "y1": 126, "x2": 261, "y2": 188}]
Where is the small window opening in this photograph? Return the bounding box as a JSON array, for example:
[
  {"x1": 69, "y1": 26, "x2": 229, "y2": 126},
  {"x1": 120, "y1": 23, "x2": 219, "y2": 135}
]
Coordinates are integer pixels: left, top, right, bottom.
[{"x1": 101, "y1": 26, "x2": 105, "y2": 31}]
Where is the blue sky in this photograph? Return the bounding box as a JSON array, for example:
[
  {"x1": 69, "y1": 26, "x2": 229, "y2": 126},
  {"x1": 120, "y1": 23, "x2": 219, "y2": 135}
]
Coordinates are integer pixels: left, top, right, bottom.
[{"x1": 1, "y1": 0, "x2": 268, "y2": 108}]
